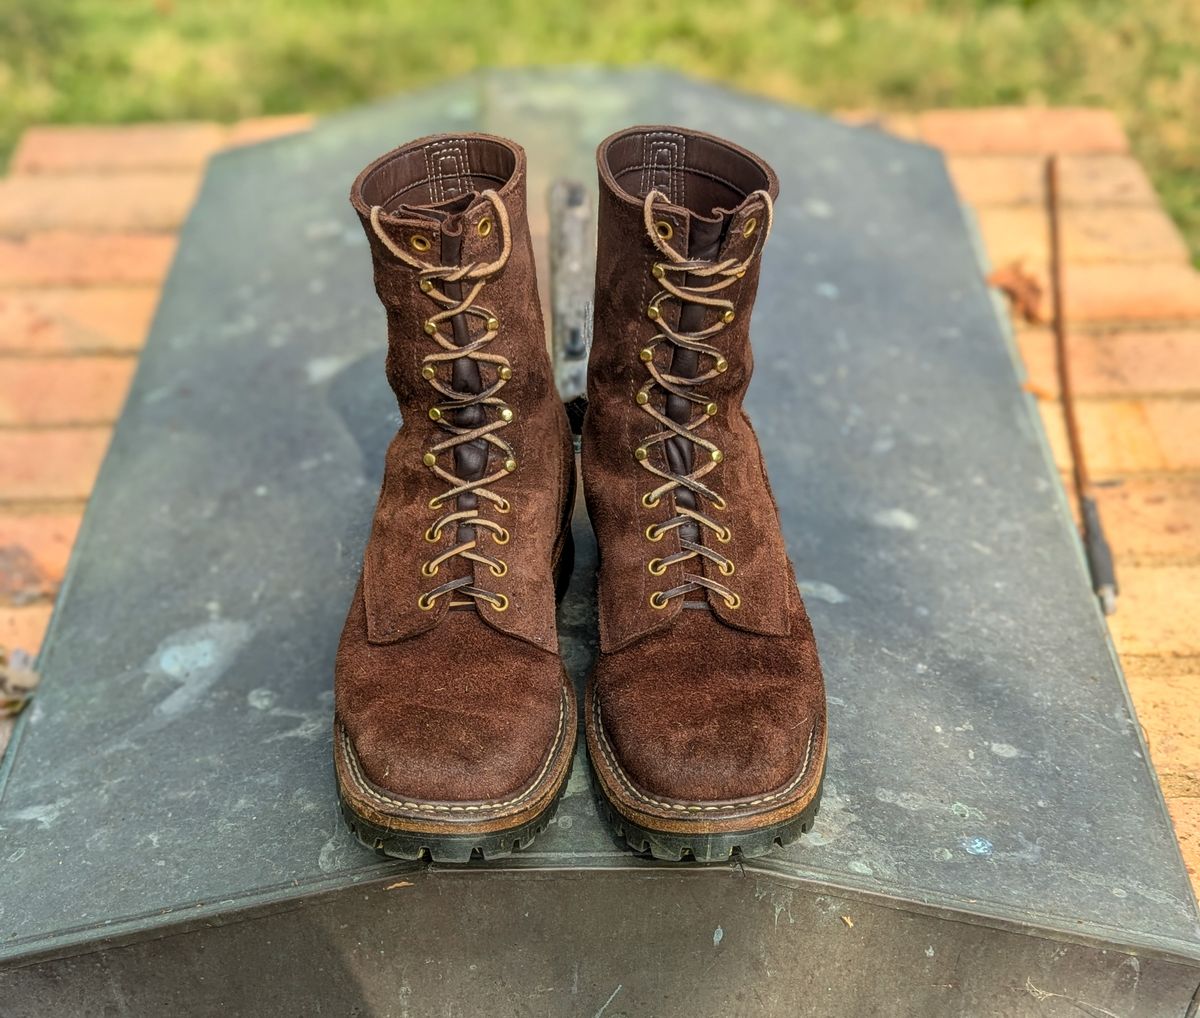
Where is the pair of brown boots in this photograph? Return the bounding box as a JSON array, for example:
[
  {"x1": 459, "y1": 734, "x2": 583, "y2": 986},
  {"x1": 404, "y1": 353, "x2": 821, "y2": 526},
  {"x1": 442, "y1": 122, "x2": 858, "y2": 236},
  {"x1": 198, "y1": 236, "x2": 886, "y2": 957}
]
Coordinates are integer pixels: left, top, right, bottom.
[{"x1": 333, "y1": 127, "x2": 827, "y2": 863}]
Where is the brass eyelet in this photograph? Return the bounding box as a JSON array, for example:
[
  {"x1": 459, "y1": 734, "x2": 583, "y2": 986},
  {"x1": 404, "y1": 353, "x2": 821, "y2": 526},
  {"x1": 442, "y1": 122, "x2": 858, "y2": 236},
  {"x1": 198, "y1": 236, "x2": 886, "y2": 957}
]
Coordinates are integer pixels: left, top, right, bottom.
[
  {"x1": 491, "y1": 593, "x2": 510, "y2": 612},
  {"x1": 496, "y1": 498, "x2": 512, "y2": 514},
  {"x1": 422, "y1": 452, "x2": 437, "y2": 467},
  {"x1": 424, "y1": 526, "x2": 441, "y2": 543},
  {"x1": 654, "y1": 220, "x2": 673, "y2": 241},
  {"x1": 711, "y1": 494, "x2": 727, "y2": 511},
  {"x1": 717, "y1": 526, "x2": 732, "y2": 544},
  {"x1": 424, "y1": 320, "x2": 437, "y2": 336},
  {"x1": 647, "y1": 557, "x2": 667, "y2": 576},
  {"x1": 649, "y1": 591, "x2": 669, "y2": 609},
  {"x1": 715, "y1": 357, "x2": 728, "y2": 373},
  {"x1": 719, "y1": 560, "x2": 736, "y2": 576},
  {"x1": 490, "y1": 560, "x2": 508, "y2": 578},
  {"x1": 486, "y1": 315, "x2": 500, "y2": 331},
  {"x1": 498, "y1": 365, "x2": 513, "y2": 381},
  {"x1": 652, "y1": 264, "x2": 665, "y2": 280},
  {"x1": 417, "y1": 592, "x2": 436, "y2": 611},
  {"x1": 647, "y1": 305, "x2": 660, "y2": 321},
  {"x1": 645, "y1": 524, "x2": 664, "y2": 543},
  {"x1": 477, "y1": 216, "x2": 492, "y2": 238},
  {"x1": 722, "y1": 309, "x2": 735, "y2": 324},
  {"x1": 710, "y1": 449, "x2": 724, "y2": 464},
  {"x1": 639, "y1": 347, "x2": 655, "y2": 363},
  {"x1": 428, "y1": 407, "x2": 442, "y2": 421},
  {"x1": 499, "y1": 407, "x2": 514, "y2": 423},
  {"x1": 421, "y1": 365, "x2": 436, "y2": 380},
  {"x1": 419, "y1": 279, "x2": 434, "y2": 294},
  {"x1": 704, "y1": 402, "x2": 718, "y2": 417},
  {"x1": 634, "y1": 447, "x2": 649, "y2": 462},
  {"x1": 723, "y1": 592, "x2": 742, "y2": 609},
  {"x1": 635, "y1": 391, "x2": 649, "y2": 406},
  {"x1": 641, "y1": 492, "x2": 661, "y2": 509},
  {"x1": 493, "y1": 527, "x2": 510, "y2": 545},
  {"x1": 504, "y1": 457, "x2": 517, "y2": 473},
  {"x1": 410, "y1": 233, "x2": 432, "y2": 252},
  {"x1": 428, "y1": 496, "x2": 444, "y2": 510},
  {"x1": 742, "y1": 218, "x2": 757, "y2": 239},
  {"x1": 421, "y1": 561, "x2": 439, "y2": 577}
]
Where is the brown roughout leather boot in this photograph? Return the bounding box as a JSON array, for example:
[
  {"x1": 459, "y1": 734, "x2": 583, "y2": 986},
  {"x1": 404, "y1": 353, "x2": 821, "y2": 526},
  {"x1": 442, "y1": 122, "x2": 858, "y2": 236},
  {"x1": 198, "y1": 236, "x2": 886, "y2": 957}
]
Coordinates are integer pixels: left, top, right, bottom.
[
  {"x1": 582, "y1": 126, "x2": 828, "y2": 862},
  {"x1": 334, "y1": 134, "x2": 577, "y2": 862}
]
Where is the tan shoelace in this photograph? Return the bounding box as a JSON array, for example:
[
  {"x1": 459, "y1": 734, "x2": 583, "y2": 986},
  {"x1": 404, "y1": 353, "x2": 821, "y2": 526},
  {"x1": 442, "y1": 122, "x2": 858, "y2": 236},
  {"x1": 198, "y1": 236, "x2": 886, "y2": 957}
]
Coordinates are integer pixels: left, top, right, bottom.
[
  {"x1": 370, "y1": 192, "x2": 517, "y2": 613},
  {"x1": 635, "y1": 188, "x2": 774, "y2": 612}
]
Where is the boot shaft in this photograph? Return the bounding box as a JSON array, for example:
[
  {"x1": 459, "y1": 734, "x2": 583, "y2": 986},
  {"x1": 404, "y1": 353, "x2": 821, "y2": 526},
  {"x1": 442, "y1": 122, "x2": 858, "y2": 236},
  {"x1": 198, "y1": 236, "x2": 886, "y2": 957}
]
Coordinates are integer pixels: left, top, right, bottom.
[
  {"x1": 345, "y1": 134, "x2": 573, "y2": 649},
  {"x1": 350, "y1": 134, "x2": 557, "y2": 413},
  {"x1": 583, "y1": 126, "x2": 793, "y2": 649},
  {"x1": 589, "y1": 127, "x2": 779, "y2": 414}
]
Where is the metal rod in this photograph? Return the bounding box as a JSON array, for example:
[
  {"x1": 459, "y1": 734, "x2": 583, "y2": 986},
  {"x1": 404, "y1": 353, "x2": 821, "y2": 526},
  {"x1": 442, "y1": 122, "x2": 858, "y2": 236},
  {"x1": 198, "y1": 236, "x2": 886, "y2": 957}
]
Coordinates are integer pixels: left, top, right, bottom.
[{"x1": 1045, "y1": 155, "x2": 1118, "y2": 615}]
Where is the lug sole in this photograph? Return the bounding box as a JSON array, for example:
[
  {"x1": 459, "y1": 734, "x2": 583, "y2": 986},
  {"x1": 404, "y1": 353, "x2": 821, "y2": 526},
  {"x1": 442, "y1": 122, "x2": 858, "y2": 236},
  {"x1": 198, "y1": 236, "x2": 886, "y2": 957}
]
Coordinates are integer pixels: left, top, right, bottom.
[
  {"x1": 589, "y1": 761, "x2": 824, "y2": 863},
  {"x1": 339, "y1": 754, "x2": 573, "y2": 863}
]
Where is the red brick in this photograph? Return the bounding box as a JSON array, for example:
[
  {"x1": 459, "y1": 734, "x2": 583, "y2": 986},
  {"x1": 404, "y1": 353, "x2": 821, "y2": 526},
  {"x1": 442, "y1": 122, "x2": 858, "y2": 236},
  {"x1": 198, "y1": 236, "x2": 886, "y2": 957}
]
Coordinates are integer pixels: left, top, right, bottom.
[
  {"x1": 0, "y1": 427, "x2": 111, "y2": 501},
  {"x1": 917, "y1": 107, "x2": 1129, "y2": 155},
  {"x1": 0, "y1": 288, "x2": 157, "y2": 354},
  {"x1": 948, "y1": 154, "x2": 1157, "y2": 207},
  {"x1": 1062, "y1": 264, "x2": 1200, "y2": 323},
  {"x1": 0, "y1": 604, "x2": 53, "y2": 656},
  {"x1": 1091, "y1": 477, "x2": 1200, "y2": 566},
  {"x1": 1038, "y1": 398, "x2": 1200, "y2": 476},
  {"x1": 1059, "y1": 155, "x2": 1158, "y2": 206},
  {"x1": 1125, "y1": 657, "x2": 1200, "y2": 796},
  {"x1": 1143, "y1": 401, "x2": 1200, "y2": 471},
  {"x1": 0, "y1": 510, "x2": 81, "y2": 604},
  {"x1": 11, "y1": 123, "x2": 225, "y2": 175},
  {"x1": 224, "y1": 114, "x2": 315, "y2": 149},
  {"x1": 1038, "y1": 400, "x2": 1155, "y2": 475},
  {"x1": 0, "y1": 173, "x2": 200, "y2": 235},
  {"x1": 0, "y1": 232, "x2": 175, "y2": 287},
  {"x1": 978, "y1": 206, "x2": 1188, "y2": 267},
  {"x1": 0, "y1": 357, "x2": 136, "y2": 425},
  {"x1": 1016, "y1": 327, "x2": 1200, "y2": 397},
  {"x1": 1165, "y1": 796, "x2": 1200, "y2": 890},
  {"x1": 1110, "y1": 566, "x2": 1200, "y2": 657}
]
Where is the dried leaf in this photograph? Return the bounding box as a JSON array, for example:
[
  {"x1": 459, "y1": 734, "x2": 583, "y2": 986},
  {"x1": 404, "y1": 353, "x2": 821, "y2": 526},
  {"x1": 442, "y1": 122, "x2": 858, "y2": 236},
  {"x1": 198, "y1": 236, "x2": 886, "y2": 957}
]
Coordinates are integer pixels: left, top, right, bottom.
[{"x1": 988, "y1": 261, "x2": 1044, "y2": 324}]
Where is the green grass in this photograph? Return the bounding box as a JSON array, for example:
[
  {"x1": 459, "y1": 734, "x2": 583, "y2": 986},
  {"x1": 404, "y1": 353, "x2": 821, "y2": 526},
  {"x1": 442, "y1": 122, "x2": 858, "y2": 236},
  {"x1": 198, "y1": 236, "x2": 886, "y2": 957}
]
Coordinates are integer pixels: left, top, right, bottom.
[{"x1": 2, "y1": 0, "x2": 1197, "y2": 259}]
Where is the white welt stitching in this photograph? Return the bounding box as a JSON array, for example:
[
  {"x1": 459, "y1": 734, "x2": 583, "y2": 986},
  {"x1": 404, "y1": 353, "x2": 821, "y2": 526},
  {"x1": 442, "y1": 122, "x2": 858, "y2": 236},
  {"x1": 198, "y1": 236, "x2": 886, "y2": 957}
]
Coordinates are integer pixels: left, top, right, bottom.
[
  {"x1": 593, "y1": 692, "x2": 817, "y2": 813},
  {"x1": 338, "y1": 691, "x2": 567, "y2": 814}
]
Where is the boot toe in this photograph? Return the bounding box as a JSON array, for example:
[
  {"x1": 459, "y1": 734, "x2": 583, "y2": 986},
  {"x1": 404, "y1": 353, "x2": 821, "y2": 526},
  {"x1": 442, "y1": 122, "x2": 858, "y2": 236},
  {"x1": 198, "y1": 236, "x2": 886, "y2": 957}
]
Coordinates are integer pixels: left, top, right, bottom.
[
  {"x1": 337, "y1": 611, "x2": 568, "y2": 805},
  {"x1": 593, "y1": 612, "x2": 824, "y2": 804}
]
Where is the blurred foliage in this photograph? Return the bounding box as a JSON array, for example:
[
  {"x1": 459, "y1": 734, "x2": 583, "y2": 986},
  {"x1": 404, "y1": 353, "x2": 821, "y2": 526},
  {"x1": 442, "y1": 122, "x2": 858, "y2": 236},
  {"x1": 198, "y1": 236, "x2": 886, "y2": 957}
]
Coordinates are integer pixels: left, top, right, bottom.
[{"x1": 0, "y1": 0, "x2": 1196, "y2": 258}]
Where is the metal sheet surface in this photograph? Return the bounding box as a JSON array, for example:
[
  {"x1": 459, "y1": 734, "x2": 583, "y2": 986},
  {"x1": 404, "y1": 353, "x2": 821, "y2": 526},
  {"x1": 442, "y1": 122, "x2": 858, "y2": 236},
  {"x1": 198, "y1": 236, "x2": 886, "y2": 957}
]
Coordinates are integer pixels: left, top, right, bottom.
[{"x1": 1, "y1": 69, "x2": 1197, "y2": 976}]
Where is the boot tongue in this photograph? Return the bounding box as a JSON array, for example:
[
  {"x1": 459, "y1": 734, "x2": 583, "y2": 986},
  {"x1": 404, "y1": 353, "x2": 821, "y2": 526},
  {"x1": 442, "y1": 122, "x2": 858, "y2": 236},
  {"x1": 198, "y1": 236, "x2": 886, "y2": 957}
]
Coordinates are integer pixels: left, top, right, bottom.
[
  {"x1": 666, "y1": 212, "x2": 727, "y2": 550},
  {"x1": 404, "y1": 194, "x2": 489, "y2": 545}
]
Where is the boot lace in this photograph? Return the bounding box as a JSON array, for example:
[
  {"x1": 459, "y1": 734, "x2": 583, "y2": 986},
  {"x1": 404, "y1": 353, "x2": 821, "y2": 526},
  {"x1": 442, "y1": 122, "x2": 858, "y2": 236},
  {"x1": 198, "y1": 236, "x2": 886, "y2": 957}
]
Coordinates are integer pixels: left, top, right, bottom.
[
  {"x1": 635, "y1": 188, "x2": 774, "y2": 612},
  {"x1": 370, "y1": 192, "x2": 516, "y2": 613}
]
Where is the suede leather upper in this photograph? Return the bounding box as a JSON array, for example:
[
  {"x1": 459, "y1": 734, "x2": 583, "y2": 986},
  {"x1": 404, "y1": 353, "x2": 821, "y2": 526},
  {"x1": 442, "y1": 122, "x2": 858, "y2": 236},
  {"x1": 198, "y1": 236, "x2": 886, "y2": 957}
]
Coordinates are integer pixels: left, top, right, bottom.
[
  {"x1": 583, "y1": 126, "x2": 827, "y2": 806},
  {"x1": 336, "y1": 134, "x2": 574, "y2": 806}
]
